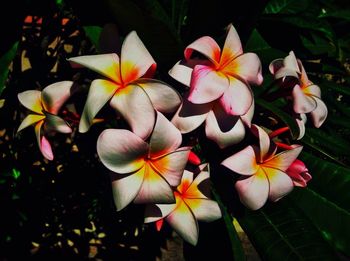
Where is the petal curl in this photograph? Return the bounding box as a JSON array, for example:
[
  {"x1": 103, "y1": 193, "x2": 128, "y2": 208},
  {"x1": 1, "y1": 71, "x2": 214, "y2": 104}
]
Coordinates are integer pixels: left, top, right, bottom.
[
  {"x1": 310, "y1": 97, "x2": 327, "y2": 128},
  {"x1": 184, "y1": 36, "x2": 221, "y2": 66},
  {"x1": 221, "y1": 146, "x2": 258, "y2": 175},
  {"x1": 42, "y1": 81, "x2": 73, "y2": 114}
]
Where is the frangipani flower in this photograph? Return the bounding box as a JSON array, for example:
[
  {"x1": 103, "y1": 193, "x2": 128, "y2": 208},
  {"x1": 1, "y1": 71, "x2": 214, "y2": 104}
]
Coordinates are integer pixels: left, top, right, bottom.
[
  {"x1": 286, "y1": 159, "x2": 311, "y2": 187},
  {"x1": 97, "y1": 112, "x2": 191, "y2": 211},
  {"x1": 17, "y1": 81, "x2": 73, "y2": 160},
  {"x1": 69, "y1": 31, "x2": 181, "y2": 139},
  {"x1": 170, "y1": 24, "x2": 262, "y2": 116},
  {"x1": 269, "y1": 51, "x2": 327, "y2": 128},
  {"x1": 144, "y1": 164, "x2": 222, "y2": 245},
  {"x1": 221, "y1": 125, "x2": 303, "y2": 210}
]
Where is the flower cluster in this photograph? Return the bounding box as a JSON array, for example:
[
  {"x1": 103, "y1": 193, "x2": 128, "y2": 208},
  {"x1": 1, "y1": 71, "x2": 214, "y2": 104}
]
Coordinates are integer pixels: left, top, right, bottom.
[{"x1": 17, "y1": 24, "x2": 326, "y2": 245}]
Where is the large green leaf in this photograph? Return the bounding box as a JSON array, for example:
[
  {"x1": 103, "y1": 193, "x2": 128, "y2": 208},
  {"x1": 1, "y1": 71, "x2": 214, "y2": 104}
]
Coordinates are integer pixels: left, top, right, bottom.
[
  {"x1": 256, "y1": 98, "x2": 300, "y2": 139},
  {"x1": 237, "y1": 199, "x2": 337, "y2": 260},
  {"x1": 264, "y1": 0, "x2": 310, "y2": 14},
  {"x1": 83, "y1": 26, "x2": 102, "y2": 51},
  {"x1": 300, "y1": 152, "x2": 350, "y2": 213},
  {"x1": 0, "y1": 42, "x2": 18, "y2": 96},
  {"x1": 289, "y1": 187, "x2": 350, "y2": 256}
]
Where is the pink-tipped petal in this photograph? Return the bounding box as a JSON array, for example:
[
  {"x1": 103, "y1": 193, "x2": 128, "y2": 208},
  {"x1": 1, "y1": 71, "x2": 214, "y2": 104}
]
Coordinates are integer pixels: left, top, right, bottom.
[
  {"x1": 205, "y1": 106, "x2": 245, "y2": 149},
  {"x1": 18, "y1": 90, "x2": 43, "y2": 114},
  {"x1": 184, "y1": 198, "x2": 221, "y2": 222},
  {"x1": 133, "y1": 165, "x2": 175, "y2": 204},
  {"x1": 149, "y1": 112, "x2": 182, "y2": 158},
  {"x1": 310, "y1": 98, "x2": 328, "y2": 128},
  {"x1": 221, "y1": 146, "x2": 258, "y2": 175},
  {"x1": 68, "y1": 54, "x2": 121, "y2": 83},
  {"x1": 264, "y1": 145, "x2": 303, "y2": 171},
  {"x1": 151, "y1": 147, "x2": 191, "y2": 187},
  {"x1": 235, "y1": 169, "x2": 269, "y2": 210},
  {"x1": 97, "y1": 129, "x2": 148, "y2": 174},
  {"x1": 220, "y1": 24, "x2": 243, "y2": 64},
  {"x1": 79, "y1": 79, "x2": 117, "y2": 133},
  {"x1": 265, "y1": 167, "x2": 294, "y2": 201},
  {"x1": 120, "y1": 31, "x2": 156, "y2": 84},
  {"x1": 223, "y1": 53, "x2": 263, "y2": 85},
  {"x1": 110, "y1": 84, "x2": 155, "y2": 140},
  {"x1": 171, "y1": 99, "x2": 212, "y2": 133},
  {"x1": 45, "y1": 114, "x2": 72, "y2": 133},
  {"x1": 188, "y1": 65, "x2": 228, "y2": 104},
  {"x1": 303, "y1": 84, "x2": 321, "y2": 98},
  {"x1": 110, "y1": 170, "x2": 144, "y2": 211},
  {"x1": 251, "y1": 124, "x2": 271, "y2": 162},
  {"x1": 144, "y1": 203, "x2": 177, "y2": 223},
  {"x1": 166, "y1": 196, "x2": 199, "y2": 245},
  {"x1": 286, "y1": 159, "x2": 311, "y2": 187},
  {"x1": 292, "y1": 85, "x2": 317, "y2": 114},
  {"x1": 35, "y1": 121, "x2": 53, "y2": 160},
  {"x1": 41, "y1": 81, "x2": 73, "y2": 114},
  {"x1": 184, "y1": 36, "x2": 221, "y2": 66},
  {"x1": 219, "y1": 77, "x2": 253, "y2": 115},
  {"x1": 17, "y1": 114, "x2": 45, "y2": 133},
  {"x1": 168, "y1": 61, "x2": 193, "y2": 87},
  {"x1": 136, "y1": 79, "x2": 181, "y2": 113}
]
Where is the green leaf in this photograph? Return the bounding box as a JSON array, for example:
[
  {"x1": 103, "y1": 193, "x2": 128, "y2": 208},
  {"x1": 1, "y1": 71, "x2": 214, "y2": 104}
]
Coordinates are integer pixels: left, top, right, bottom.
[
  {"x1": 11, "y1": 169, "x2": 20, "y2": 180},
  {"x1": 237, "y1": 199, "x2": 337, "y2": 260},
  {"x1": 245, "y1": 29, "x2": 286, "y2": 62},
  {"x1": 83, "y1": 26, "x2": 102, "y2": 51},
  {"x1": 300, "y1": 33, "x2": 336, "y2": 56},
  {"x1": 300, "y1": 152, "x2": 350, "y2": 212},
  {"x1": 319, "y1": 10, "x2": 350, "y2": 21},
  {"x1": 264, "y1": 0, "x2": 310, "y2": 14},
  {"x1": 212, "y1": 190, "x2": 245, "y2": 261},
  {"x1": 256, "y1": 98, "x2": 300, "y2": 139},
  {"x1": 289, "y1": 187, "x2": 350, "y2": 255},
  {"x1": 0, "y1": 41, "x2": 18, "y2": 96},
  {"x1": 322, "y1": 80, "x2": 350, "y2": 96}
]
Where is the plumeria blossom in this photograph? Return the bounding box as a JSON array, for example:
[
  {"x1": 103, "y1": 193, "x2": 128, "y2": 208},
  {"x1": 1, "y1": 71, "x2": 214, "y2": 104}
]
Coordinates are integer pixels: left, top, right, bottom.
[
  {"x1": 269, "y1": 51, "x2": 327, "y2": 128},
  {"x1": 286, "y1": 159, "x2": 312, "y2": 187},
  {"x1": 169, "y1": 24, "x2": 261, "y2": 148},
  {"x1": 170, "y1": 24, "x2": 262, "y2": 116},
  {"x1": 144, "y1": 164, "x2": 222, "y2": 245},
  {"x1": 97, "y1": 112, "x2": 191, "y2": 211},
  {"x1": 69, "y1": 31, "x2": 181, "y2": 139},
  {"x1": 221, "y1": 125, "x2": 303, "y2": 210},
  {"x1": 17, "y1": 81, "x2": 73, "y2": 160}
]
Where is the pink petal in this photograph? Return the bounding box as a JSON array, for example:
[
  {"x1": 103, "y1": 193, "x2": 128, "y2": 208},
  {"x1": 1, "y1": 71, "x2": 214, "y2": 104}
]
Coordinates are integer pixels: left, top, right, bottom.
[
  {"x1": 264, "y1": 167, "x2": 294, "y2": 201},
  {"x1": 133, "y1": 165, "x2": 175, "y2": 204},
  {"x1": 263, "y1": 145, "x2": 303, "y2": 171},
  {"x1": 296, "y1": 114, "x2": 306, "y2": 140},
  {"x1": 171, "y1": 98, "x2": 212, "y2": 133},
  {"x1": 184, "y1": 36, "x2": 221, "y2": 66},
  {"x1": 286, "y1": 159, "x2": 311, "y2": 187},
  {"x1": 96, "y1": 129, "x2": 148, "y2": 174},
  {"x1": 41, "y1": 81, "x2": 73, "y2": 114},
  {"x1": 17, "y1": 114, "x2": 45, "y2": 133},
  {"x1": 110, "y1": 84, "x2": 156, "y2": 140},
  {"x1": 251, "y1": 124, "x2": 271, "y2": 163},
  {"x1": 151, "y1": 147, "x2": 191, "y2": 187},
  {"x1": 45, "y1": 114, "x2": 72, "y2": 133},
  {"x1": 220, "y1": 24, "x2": 243, "y2": 65},
  {"x1": 110, "y1": 169, "x2": 144, "y2": 211},
  {"x1": 136, "y1": 79, "x2": 181, "y2": 113},
  {"x1": 240, "y1": 102, "x2": 255, "y2": 127},
  {"x1": 35, "y1": 121, "x2": 53, "y2": 160},
  {"x1": 223, "y1": 53, "x2": 263, "y2": 85},
  {"x1": 79, "y1": 79, "x2": 117, "y2": 133},
  {"x1": 144, "y1": 203, "x2": 177, "y2": 223},
  {"x1": 166, "y1": 196, "x2": 199, "y2": 245},
  {"x1": 188, "y1": 65, "x2": 228, "y2": 104},
  {"x1": 120, "y1": 31, "x2": 156, "y2": 84},
  {"x1": 149, "y1": 112, "x2": 182, "y2": 158},
  {"x1": 221, "y1": 146, "x2": 258, "y2": 175},
  {"x1": 205, "y1": 105, "x2": 245, "y2": 148},
  {"x1": 310, "y1": 97, "x2": 328, "y2": 128},
  {"x1": 269, "y1": 58, "x2": 284, "y2": 75},
  {"x1": 271, "y1": 51, "x2": 300, "y2": 80},
  {"x1": 68, "y1": 54, "x2": 121, "y2": 84},
  {"x1": 219, "y1": 77, "x2": 253, "y2": 115},
  {"x1": 235, "y1": 169, "x2": 269, "y2": 210},
  {"x1": 292, "y1": 85, "x2": 317, "y2": 114},
  {"x1": 298, "y1": 60, "x2": 310, "y2": 86},
  {"x1": 18, "y1": 90, "x2": 43, "y2": 114},
  {"x1": 168, "y1": 61, "x2": 193, "y2": 87},
  {"x1": 184, "y1": 198, "x2": 221, "y2": 222},
  {"x1": 303, "y1": 84, "x2": 321, "y2": 98}
]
